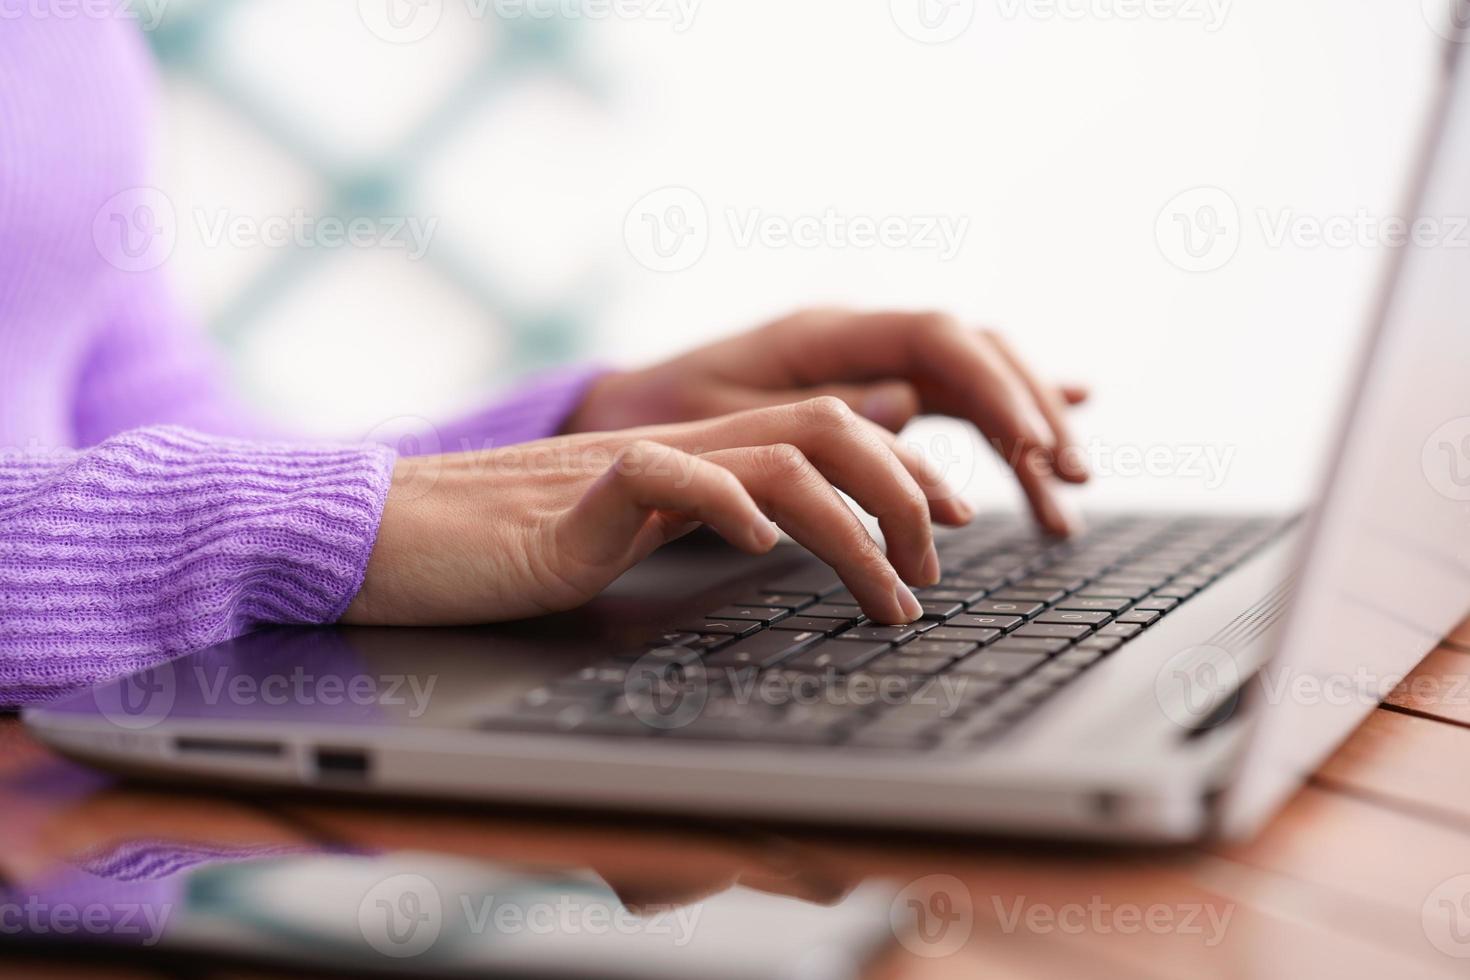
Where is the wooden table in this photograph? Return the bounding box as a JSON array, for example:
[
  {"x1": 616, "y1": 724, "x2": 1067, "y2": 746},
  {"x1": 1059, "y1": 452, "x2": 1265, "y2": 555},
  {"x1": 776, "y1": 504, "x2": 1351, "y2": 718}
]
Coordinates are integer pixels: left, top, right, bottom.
[{"x1": 5, "y1": 619, "x2": 1470, "y2": 979}]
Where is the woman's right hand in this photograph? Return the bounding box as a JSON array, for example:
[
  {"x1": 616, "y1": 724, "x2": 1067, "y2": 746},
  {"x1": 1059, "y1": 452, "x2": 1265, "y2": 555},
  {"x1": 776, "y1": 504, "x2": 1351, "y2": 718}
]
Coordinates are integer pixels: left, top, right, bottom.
[{"x1": 341, "y1": 397, "x2": 973, "y2": 628}]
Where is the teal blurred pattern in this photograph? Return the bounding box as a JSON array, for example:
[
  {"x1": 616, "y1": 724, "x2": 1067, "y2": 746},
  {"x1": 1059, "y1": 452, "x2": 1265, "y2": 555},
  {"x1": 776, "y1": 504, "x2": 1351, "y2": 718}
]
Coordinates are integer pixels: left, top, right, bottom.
[{"x1": 140, "y1": 1, "x2": 600, "y2": 412}]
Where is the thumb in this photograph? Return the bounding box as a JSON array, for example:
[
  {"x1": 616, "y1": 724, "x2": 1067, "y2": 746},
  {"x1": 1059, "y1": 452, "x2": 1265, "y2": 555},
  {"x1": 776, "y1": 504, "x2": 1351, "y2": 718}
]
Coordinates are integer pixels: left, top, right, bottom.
[{"x1": 698, "y1": 380, "x2": 921, "y2": 431}]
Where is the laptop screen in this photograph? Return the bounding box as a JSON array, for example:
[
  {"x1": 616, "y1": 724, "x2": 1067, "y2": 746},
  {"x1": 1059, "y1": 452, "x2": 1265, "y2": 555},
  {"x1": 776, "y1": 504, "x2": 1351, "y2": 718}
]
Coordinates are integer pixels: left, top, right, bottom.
[{"x1": 1222, "y1": 31, "x2": 1470, "y2": 835}]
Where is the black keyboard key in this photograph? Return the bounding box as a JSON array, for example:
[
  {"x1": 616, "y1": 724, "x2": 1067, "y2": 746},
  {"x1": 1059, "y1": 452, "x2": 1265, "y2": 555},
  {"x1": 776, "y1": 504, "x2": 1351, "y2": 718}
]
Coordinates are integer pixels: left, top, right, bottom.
[
  {"x1": 923, "y1": 626, "x2": 1003, "y2": 645},
  {"x1": 988, "y1": 637, "x2": 1071, "y2": 655},
  {"x1": 1095, "y1": 622, "x2": 1144, "y2": 640},
  {"x1": 1011, "y1": 623, "x2": 1092, "y2": 640},
  {"x1": 836, "y1": 625, "x2": 919, "y2": 644},
  {"x1": 866, "y1": 652, "x2": 954, "y2": 675},
  {"x1": 948, "y1": 613, "x2": 1023, "y2": 631},
  {"x1": 988, "y1": 589, "x2": 1066, "y2": 604},
  {"x1": 1134, "y1": 596, "x2": 1180, "y2": 612},
  {"x1": 707, "y1": 606, "x2": 791, "y2": 624},
  {"x1": 783, "y1": 641, "x2": 890, "y2": 673},
  {"x1": 1056, "y1": 596, "x2": 1131, "y2": 613},
  {"x1": 900, "y1": 640, "x2": 980, "y2": 659},
  {"x1": 1114, "y1": 609, "x2": 1161, "y2": 626},
  {"x1": 1035, "y1": 610, "x2": 1111, "y2": 627},
  {"x1": 969, "y1": 600, "x2": 1044, "y2": 618},
  {"x1": 1152, "y1": 585, "x2": 1197, "y2": 599},
  {"x1": 651, "y1": 632, "x2": 701, "y2": 648},
  {"x1": 771, "y1": 615, "x2": 853, "y2": 634},
  {"x1": 802, "y1": 604, "x2": 865, "y2": 624},
  {"x1": 677, "y1": 619, "x2": 761, "y2": 638},
  {"x1": 705, "y1": 629, "x2": 825, "y2": 669},
  {"x1": 737, "y1": 593, "x2": 815, "y2": 611},
  {"x1": 1076, "y1": 635, "x2": 1125, "y2": 654},
  {"x1": 918, "y1": 600, "x2": 964, "y2": 620},
  {"x1": 951, "y1": 649, "x2": 1047, "y2": 680},
  {"x1": 1082, "y1": 582, "x2": 1151, "y2": 600},
  {"x1": 624, "y1": 645, "x2": 702, "y2": 667},
  {"x1": 1054, "y1": 647, "x2": 1105, "y2": 668},
  {"x1": 915, "y1": 586, "x2": 988, "y2": 604}
]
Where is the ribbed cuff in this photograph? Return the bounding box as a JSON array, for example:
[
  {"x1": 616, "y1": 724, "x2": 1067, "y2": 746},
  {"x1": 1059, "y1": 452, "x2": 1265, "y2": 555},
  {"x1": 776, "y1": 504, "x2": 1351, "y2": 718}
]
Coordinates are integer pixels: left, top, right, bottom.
[{"x1": 0, "y1": 426, "x2": 395, "y2": 705}]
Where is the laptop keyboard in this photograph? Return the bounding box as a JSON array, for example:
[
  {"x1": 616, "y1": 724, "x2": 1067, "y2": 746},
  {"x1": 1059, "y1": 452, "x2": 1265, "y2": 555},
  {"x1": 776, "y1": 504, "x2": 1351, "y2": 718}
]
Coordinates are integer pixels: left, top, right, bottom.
[{"x1": 483, "y1": 514, "x2": 1291, "y2": 752}]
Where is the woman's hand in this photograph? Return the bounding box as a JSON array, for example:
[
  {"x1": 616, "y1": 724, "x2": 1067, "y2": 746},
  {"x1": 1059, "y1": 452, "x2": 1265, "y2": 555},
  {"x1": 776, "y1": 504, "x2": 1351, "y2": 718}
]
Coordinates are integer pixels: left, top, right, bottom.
[
  {"x1": 343, "y1": 398, "x2": 972, "y2": 628},
  {"x1": 565, "y1": 309, "x2": 1089, "y2": 534}
]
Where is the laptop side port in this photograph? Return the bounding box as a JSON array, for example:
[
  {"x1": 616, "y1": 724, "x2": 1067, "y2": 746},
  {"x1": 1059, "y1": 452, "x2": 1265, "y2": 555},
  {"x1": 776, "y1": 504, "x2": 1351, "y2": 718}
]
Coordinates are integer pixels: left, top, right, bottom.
[{"x1": 314, "y1": 747, "x2": 372, "y2": 783}]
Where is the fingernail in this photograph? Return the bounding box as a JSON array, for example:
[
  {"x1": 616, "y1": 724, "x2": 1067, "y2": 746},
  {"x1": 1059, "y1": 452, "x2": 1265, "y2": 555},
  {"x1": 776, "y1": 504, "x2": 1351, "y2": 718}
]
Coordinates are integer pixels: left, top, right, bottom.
[
  {"x1": 921, "y1": 544, "x2": 941, "y2": 586},
  {"x1": 753, "y1": 521, "x2": 780, "y2": 549},
  {"x1": 895, "y1": 583, "x2": 924, "y2": 622},
  {"x1": 954, "y1": 496, "x2": 976, "y2": 521}
]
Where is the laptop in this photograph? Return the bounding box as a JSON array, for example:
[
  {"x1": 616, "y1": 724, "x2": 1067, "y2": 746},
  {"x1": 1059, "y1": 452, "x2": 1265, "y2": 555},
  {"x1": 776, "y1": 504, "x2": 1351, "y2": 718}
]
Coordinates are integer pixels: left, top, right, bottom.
[{"x1": 24, "y1": 29, "x2": 1470, "y2": 844}]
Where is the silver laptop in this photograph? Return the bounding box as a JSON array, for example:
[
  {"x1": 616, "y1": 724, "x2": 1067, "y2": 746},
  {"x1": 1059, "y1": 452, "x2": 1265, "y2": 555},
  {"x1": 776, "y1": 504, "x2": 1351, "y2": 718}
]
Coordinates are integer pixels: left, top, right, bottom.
[{"x1": 25, "y1": 29, "x2": 1470, "y2": 844}]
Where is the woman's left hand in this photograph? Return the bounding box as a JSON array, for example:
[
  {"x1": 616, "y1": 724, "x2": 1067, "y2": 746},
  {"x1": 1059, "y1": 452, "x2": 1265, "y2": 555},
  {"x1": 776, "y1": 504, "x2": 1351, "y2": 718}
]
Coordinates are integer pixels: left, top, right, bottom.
[{"x1": 565, "y1": 308, "x2": 1090, "y2": 534}]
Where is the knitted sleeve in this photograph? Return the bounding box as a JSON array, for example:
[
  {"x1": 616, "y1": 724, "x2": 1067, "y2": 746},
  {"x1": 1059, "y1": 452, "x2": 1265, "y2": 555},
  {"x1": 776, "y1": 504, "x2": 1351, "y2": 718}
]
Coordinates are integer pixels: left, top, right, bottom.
[{"x1": 0, "y1": 427, "x2": 395, "y2": 706}]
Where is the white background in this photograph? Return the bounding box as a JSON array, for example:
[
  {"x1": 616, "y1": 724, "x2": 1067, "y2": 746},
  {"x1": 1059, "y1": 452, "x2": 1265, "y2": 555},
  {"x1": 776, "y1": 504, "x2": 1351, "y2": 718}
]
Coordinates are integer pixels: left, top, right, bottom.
[{"x1": 156, "y1": 0, "x2": 1456, "y2": 515}]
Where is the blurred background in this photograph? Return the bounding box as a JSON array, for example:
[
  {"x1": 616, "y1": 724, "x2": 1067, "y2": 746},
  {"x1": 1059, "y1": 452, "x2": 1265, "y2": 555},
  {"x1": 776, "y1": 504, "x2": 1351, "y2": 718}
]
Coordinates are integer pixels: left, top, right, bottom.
[{"x1": 141, "y1": 0, "x2": 1454, "y2": 512}]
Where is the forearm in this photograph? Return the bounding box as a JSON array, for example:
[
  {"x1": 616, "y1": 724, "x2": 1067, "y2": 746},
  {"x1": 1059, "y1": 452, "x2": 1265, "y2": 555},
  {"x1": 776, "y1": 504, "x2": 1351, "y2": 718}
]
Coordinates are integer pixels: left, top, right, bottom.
[{"x1": 0, "y1": 427, "x2": 394, "y2": 706}]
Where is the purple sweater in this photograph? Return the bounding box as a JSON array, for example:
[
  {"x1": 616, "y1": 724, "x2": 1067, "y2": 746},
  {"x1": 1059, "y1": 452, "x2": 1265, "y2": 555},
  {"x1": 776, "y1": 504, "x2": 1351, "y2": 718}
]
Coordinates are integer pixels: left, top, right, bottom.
[{"x1": 0, "y1": 19, "x2": 600, "y2": 705}]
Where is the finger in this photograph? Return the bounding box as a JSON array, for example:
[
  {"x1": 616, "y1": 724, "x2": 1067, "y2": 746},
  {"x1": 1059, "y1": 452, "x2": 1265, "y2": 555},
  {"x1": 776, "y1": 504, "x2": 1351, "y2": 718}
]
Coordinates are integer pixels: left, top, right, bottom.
[
  {"x1": 985, "y1": 330, "x2": 1089, "y2": 484},
  {"x1": 863, "y1": 418, "x2": 973, "y2": 528},
  {"x1": 692, "y1": 379, "x2": 922, "y2": 433},
  {"x1": 682, "y1": 398, "x2": 941, "y2": 587},
  {"x1": 561, "y1": 442, "x2": 777, "y2": 567},
  {"x1": 1060, "y1": 384, "x2": 1089, "y2": 406},
  {"x1": 704, "y1": 444, "x2": 923, "y2": 624},
  {"x1": 1013, "y1": 445, "x2": 1081, "y2": 537}
]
